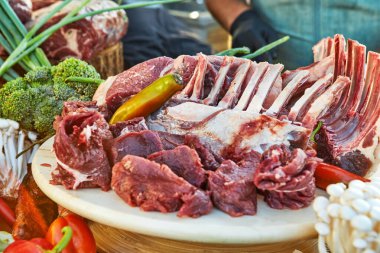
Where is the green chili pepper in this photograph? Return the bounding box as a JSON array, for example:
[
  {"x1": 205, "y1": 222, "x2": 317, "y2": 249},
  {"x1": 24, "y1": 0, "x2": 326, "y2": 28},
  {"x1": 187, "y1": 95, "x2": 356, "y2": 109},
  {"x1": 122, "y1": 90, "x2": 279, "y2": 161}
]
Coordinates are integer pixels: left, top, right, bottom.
[{"x1": 109, "y1": 73, "x2": 184, "y2": 124}]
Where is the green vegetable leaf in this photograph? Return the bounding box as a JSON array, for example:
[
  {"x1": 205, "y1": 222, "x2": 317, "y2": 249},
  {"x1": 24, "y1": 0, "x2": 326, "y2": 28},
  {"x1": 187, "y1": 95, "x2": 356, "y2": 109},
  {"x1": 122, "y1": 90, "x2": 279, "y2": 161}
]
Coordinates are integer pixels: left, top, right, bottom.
[{"x1": 310, "y1": 121, "x2": 323, "y2": 143}]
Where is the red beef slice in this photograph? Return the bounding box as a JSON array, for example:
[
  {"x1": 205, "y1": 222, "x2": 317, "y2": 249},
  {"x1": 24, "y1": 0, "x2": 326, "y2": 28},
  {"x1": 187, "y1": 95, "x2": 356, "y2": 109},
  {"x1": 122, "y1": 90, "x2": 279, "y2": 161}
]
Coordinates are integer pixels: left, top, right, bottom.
[
  {"x1": 254, "y1": 145, "x2": 321, "y2": 210},
  {"x1": 52, "y1": 111, "x2": 113, "y2": 191},
  {"x1": 148, "y1": 145, "x2": 207, "y2": 188},
  {"x1": 107, "y1": 130, "x2": 163, "y2": 165},
  {"x1": 111, "y1": 155, "x2": 212, "y2": 218},
  {"x1": 208, "y1": 160, "x2": 257, "y2": 217}
]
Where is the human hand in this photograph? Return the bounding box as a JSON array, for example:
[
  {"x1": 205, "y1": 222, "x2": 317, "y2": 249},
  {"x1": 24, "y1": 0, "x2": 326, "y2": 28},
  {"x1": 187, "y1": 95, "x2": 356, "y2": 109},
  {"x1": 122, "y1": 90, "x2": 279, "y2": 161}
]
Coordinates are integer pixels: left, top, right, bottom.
[{"x1": 230, "y1": 9, "x2": 278, "y2": 62}]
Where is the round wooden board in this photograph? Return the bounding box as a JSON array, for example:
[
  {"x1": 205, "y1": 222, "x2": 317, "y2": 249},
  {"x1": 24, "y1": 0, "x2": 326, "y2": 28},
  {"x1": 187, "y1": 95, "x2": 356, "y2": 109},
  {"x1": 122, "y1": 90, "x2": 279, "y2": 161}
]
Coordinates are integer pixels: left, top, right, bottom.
[{"x1": 90, "y1": 221, "x2": 318, "y2": 253}]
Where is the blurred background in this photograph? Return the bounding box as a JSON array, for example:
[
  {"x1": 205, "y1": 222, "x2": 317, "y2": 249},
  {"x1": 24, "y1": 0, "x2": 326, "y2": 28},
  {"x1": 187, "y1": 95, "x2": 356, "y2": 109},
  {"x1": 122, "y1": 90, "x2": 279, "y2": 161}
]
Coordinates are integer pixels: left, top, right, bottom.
[{"x1": 165, "y1": 0, "x2": 230, "y2": 53}]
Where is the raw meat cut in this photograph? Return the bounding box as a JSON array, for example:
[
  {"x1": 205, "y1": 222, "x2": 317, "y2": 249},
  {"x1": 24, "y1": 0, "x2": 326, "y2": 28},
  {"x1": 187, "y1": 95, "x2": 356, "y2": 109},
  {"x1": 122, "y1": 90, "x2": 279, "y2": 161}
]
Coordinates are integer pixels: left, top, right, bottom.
[
  {"x1": 148, "y1": 145, "x2": 207, "y2": 188},
  {"x1": 149, "y1": 102, "x2": 311, "y2": 157},
  {"x1": 208, "y1": 156, "x2": 259, "y2": 217},
  {"x1": 31, "y1": 0, "x2": 58, "y2": 10},
  {"x1": 155, "y1": 132, "x2": 221, "y2": 171},
  {"x1": 111, "y1": 155, "x2": 212, "y2": 218},
  {"x1": 30, "y1": 0, "x2": 128, "y2": 62},
  {"x1": 94, "y1": 56, "x2": 173, "y2": 113},
  {"x1": 254, "y1": 145, "x2": 321, "y2": 209},
  {"x1": 10, "y1": 0, "x2": 32, "y2": 23},
  {"x1": 109, "y1": 117, "x2": 148, "y2": 138},
  {"x1": 52, "y1": 111, "x2": 113, "y2": 191},
  {"x1": 106, "y1": 130, "x2": 163, "y2": 166}
]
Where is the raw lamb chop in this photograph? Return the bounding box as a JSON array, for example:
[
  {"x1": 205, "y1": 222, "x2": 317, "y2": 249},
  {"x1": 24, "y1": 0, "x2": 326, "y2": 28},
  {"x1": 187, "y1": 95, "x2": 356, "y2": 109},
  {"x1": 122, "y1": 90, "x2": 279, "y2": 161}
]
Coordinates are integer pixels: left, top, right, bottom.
[
  {"x1": 111, "y1": 155, "x2": 212, "y2": 218},
  {"x1": 254, "y1": 145, "x2": 321, "y2": 209},
  {"x1": 149, "y1": 102, "x2": 311, "y2": 157},
  {"x1": 52, "y1": 111, "x2": 113, "y2": 191},
  {"x1": 148, "y1": 145, "x2": 207, "y2": 188}
]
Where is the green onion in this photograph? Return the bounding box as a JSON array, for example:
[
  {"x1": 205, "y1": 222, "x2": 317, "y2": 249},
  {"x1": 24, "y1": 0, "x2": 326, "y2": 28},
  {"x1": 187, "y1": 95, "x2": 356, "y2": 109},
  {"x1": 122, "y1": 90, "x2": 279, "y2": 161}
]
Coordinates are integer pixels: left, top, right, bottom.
[
  {"x1": 0, "y1": 0, "x2": 183, "y2": 76},
  {"x1": 0, "y1": 1, "x2": 49, "y2": 69},
  {"x1": 310, "y1": 121, "x2": 323, "y2": 143},
  {"x1": 243, "y1": 36, "x2": 290, "y2": 59},
  {"x1": 216, "y1": 47, "x2": 251, "y2": 56}
]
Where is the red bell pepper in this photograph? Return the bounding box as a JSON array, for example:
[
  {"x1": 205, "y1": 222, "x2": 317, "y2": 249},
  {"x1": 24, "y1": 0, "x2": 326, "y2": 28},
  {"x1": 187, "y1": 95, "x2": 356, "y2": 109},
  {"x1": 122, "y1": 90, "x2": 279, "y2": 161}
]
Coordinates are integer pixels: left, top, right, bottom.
[
  {"x1": 315, "y1": 162, "x2": 370, "y2": 190},
  {"x1": 46, "y1": 214, "x2": 96, "y2": 253},
  {"x1": 0, "y1": 198, "x2": 15, "y2": 227},
  {"x1": 4, "y1": 226, "x2": 72, "y2": 253}
]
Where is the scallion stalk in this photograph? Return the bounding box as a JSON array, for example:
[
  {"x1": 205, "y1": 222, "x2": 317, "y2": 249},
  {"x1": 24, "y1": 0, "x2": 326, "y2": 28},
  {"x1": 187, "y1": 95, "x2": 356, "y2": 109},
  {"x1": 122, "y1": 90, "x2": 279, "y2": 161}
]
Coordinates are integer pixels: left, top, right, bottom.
[
  {"x1": 242, "y1": 36, "x2": 290, "y2": 59},
  {"x1": 0, "y1": 0, "x2": 183, "y2": 76}
]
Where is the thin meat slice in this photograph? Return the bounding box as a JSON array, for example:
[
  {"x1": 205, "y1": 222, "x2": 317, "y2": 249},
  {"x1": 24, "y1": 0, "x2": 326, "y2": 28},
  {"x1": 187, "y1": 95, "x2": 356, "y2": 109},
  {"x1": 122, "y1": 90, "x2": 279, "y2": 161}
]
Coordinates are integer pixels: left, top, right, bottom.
[
  {"x1": 208, "y1": 160, "x2": 257, "y2": 217},
  {"x1": 52, "y1": 111, "x2": 113, "y2": 191},
  {"x1": 302, "y1": 76, "x2": 351, "y2": 129},
  {"x1": 148, "y1": 145, "x2": 207, "y2": 188},
  {"x1": 234, "y1": 62, "x2": 269, "y2": 110},
  {"x1": 265, "y1": 70, "x2": 310, "y2": 117},
  {"x1": 218, "y1": 60, "x2": 251, "y2": 108},
  {"x1": 109, "y1": 117, "x2": 148, "y2": 138},
  {"x1": 111, "y1": 155, "x2": 212, "y2": 218},
  {"x1": 106, "y1": 130, "x2": 163, "y2": 166},
  {"x1": 254, "y1": 145, "x2": 321, "y2": 210},
  {"x1": 246, "y1": 64, "x2": 284, "y2": 113},
  {"x1": 288, "y1": 73, "x2": 333, "y2": 122}
]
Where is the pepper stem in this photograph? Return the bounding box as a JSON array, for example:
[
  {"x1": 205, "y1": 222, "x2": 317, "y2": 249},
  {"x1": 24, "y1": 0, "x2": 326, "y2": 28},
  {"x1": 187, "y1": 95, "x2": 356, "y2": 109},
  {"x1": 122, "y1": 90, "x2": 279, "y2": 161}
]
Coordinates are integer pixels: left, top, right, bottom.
[{"x1": 49, "y1": 226, "x2": 73, "y2": 253}]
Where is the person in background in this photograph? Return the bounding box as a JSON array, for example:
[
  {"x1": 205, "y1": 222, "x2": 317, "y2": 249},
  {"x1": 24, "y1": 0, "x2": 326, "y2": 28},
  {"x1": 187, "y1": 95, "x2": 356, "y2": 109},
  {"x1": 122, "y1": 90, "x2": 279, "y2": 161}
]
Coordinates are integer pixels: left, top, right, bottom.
[
  {"x1": 205, "y1": 0, "x2": 380, "y2": 69},
  {"x1": 120, "y1": 0, "x2": 211, "y2": 69}
]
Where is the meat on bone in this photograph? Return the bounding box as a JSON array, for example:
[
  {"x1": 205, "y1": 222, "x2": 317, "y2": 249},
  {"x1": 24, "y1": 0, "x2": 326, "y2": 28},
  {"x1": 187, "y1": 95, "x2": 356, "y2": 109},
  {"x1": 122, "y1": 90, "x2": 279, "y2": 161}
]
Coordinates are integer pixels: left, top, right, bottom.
[{"x1": 148, "y1": 102, "x2": 311, "y2": 157}]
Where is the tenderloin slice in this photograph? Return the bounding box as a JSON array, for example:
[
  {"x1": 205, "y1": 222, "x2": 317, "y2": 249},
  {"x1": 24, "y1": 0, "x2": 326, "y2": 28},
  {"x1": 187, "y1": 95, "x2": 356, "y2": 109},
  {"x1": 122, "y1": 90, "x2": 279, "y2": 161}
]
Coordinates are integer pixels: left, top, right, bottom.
[
  {"x1": 148, "y1": 145, "x2": 207, "y2": 188},
  {"x1": 208, "y1": 160, "x2": 257, "y2": 217},
  {"x1": 106, "y1": 130, "x2": 163, "y2": 166},
  {"x1": 111, "y1": 155, "x2": 212, "y2": 218},
  {"x1": 52, "y1": 111, "x2": 113, "y2": 191},
  {"x1": 254, "y1": 145, "x2": 321, "y2": 210}
]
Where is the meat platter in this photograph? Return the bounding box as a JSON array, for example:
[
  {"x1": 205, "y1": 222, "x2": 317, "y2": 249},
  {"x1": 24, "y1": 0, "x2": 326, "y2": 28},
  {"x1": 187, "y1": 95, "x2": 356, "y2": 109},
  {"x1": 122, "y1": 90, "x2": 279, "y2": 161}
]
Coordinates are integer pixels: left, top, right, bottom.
[
  {"x1": 32, "y1": 137, "x2": 320, "y2": 244},
  {"x1": 32, "y1": 34, "x2": 380, "y2": 243}
]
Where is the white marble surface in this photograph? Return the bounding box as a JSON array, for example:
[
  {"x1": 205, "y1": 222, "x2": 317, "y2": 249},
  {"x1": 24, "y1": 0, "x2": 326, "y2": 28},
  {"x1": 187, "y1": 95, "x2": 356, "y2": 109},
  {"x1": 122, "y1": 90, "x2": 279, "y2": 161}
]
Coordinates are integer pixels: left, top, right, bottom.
[{"x1": 32, "y1": 137, "x2": 319, "y2": 244}]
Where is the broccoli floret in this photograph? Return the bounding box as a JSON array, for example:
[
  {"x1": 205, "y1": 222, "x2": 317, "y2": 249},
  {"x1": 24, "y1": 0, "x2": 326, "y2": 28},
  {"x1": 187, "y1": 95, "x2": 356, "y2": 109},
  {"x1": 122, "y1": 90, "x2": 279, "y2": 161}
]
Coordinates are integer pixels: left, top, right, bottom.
[
  {"x1": 1, "y1": 89, "x2": 35, "y2": 130},
  {"x1": 53, "y1": 82, "x2": 80, "y2": 101},
  {"x1": 0, "y1": 78, "x2": 29, "y2": 118},
  {"x1": 1, "y1": 86, "x2": 55, "y2": 132},
  {"x1": 52, "y1": 58, "x2": 101, "y2": 100},
  {"x1": 24, "y1": 66, "x2": 53, "y2": 87},
  {"x1": 34, "y1": 97, "x2": 64, "y2": 136}
]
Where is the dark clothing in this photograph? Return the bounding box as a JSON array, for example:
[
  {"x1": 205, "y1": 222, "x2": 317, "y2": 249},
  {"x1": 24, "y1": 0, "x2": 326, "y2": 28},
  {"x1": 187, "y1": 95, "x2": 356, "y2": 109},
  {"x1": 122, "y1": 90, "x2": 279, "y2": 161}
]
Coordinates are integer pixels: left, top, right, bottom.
[{"x1": 122, "y1": 8, "x2": 211, "y2": 68}]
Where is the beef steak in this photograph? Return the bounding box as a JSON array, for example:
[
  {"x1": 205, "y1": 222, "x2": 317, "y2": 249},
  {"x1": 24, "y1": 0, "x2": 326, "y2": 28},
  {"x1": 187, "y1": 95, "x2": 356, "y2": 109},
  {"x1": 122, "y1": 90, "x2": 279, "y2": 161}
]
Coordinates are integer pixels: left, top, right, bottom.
[
  {"x1": 148, "y1": 145, "x2": 207, "y2": 188},
  {"x1": 111, "y1": 155, "x2": 212, "y2": 218},
  {"x1": 208, "y1": 159, "x2": 258, "y2": 217}
]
